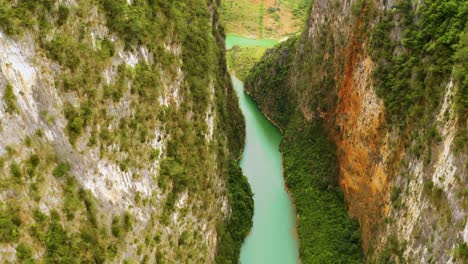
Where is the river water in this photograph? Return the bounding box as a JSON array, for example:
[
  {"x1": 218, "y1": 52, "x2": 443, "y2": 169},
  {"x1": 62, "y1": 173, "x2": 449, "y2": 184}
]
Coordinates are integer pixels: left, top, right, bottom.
[
  {"x1": 226, "y1": 35, "x2": 299, "y2": 264},
  {"x1": 225, "y1": 35, "x2": 277, "y2": 49}
]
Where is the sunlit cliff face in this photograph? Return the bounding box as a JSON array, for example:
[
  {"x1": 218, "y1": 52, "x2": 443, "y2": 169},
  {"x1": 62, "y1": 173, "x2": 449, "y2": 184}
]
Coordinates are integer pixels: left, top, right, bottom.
[{"x1": 290, "y1": 1, "x2": 466, "y2": 261}]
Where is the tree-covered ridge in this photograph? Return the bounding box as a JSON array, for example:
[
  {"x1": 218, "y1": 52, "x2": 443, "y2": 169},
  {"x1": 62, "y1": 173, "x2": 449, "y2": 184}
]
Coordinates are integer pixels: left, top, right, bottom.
[
  {"x1": 244, "y1": 37, "x2": 298, "y2": 129},
  {"x1": 370, "y1": 0, "x2": 467, "y2": 151}
]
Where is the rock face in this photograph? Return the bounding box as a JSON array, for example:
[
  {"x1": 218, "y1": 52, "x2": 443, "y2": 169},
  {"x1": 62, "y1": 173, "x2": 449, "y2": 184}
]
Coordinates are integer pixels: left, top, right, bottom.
[
  {"x1": 245, "y1": 0, "x2": 467, "y2": 262},
  {"x1": 0, "y1": 1, "x2": 246, "y2": 263}
]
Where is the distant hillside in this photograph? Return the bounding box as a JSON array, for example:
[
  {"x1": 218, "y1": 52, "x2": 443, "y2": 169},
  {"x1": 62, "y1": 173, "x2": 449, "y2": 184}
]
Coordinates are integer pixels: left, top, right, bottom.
[{"x1": 220, "y1": 0, "x2": 312, "y2": 39}]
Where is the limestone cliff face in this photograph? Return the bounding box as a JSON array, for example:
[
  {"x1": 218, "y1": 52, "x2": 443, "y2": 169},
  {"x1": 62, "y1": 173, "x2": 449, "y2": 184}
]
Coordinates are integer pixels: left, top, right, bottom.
[
  {"x1": 246, "y1": 0, "x2": 467, "y2": 262},
  {"x1": 289, "y1": 0, "x2": 392, "y2": 249},
  {"x1": 0, "y1": 1, "x2": 245, "y2": 263}
]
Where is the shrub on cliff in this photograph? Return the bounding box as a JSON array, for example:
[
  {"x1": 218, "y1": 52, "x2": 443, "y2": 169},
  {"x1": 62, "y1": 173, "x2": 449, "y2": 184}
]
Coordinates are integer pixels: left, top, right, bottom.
[{"x1": 3, "y1": 83, "x2": 19, "y2": 114}]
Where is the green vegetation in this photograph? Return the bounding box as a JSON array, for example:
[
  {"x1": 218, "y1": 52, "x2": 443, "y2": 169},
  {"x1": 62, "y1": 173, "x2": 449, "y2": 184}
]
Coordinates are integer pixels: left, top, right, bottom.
[
  {"x1": 57, "y1": 5, "x2": 69, "y2": 26},
  {"x1": 43, "y1": 211, "x2": 97, "y2": 263},
  {"x1": 453, "y1": 23, "x2": 468, "y2": 152},
  {"x1": 26, "y1": 153, "x2": 40, "y2": 177},
  {"x1": 0, "y1": 141, "x2": 120, "y2": 262},
  {"x1": 391, "y1": 186, "x2": 402, "y2": 209},
  {"x1": 453, "y1": 242, "x2": 468, "y2": 262},
  {"x1": 282, "y1": 0, "x2": 312, "y2": 19},
  {"x1": 52, "y1": 162, "x2": 70, "y2": 178},
  {"x1": 111, "y1": 212, "x2": 132, "y2": 238},
  {"x1": 3, "y1": 83, "x2": 19, "y2": 114},
  {"x1": 281, "y1": 118, "x2": 363, "y2": 263},
  {"x1": 370, "y1": 0, "x2": 467, "y2": 157},
  {"x1": 0, "y1": 0, "x2": 76, "y2": 36},
  {"x1": 45, "y1": 34, "x2": 83, "y2": 70},
  {"x1": 245, "y1": 37, "x2": 298, "y2": 128},
  {"x1": 0, "y1": 0, "x2": 52, "y2": 35},
  {"x1": 28, "y1": 195, "x2": 113, "y2": 263},
  {"x1": 62, "y1": 100, "x2": 93, "y2": 145},
  {"x1": 10, "y1": 162, "x2": 22, "y2": 179},
  {"x1": 216, "y1": 162, "x2": 253, "y2": 263},
  {"x1": 16, "y1": 242, "x2": 34, "y2": 264},
  {"x1": 63, "y1": 176, "x2": 81, "y2": 220},
  {"x1": 149, "y1": 149, "x2": 160, "y2": 161},
  {"x1": 0, "y1": 205, "x2": 21, "y2": 243},
  {"x1": 227, "y1": 45, "x2": 268, "y2": 81},
  {"x1": 99, "y1": 0, "x2": 156, "y2": 48}
]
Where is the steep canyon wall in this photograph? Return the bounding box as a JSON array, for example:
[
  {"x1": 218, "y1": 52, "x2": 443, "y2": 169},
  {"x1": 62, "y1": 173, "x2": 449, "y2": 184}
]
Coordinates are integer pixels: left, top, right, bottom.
[
  {"x1": 245, "y1": 0, "x2": 467, "y2": 262},
  {"x1": 0, "y1": 1, "x2": 249, "y2": 263}
]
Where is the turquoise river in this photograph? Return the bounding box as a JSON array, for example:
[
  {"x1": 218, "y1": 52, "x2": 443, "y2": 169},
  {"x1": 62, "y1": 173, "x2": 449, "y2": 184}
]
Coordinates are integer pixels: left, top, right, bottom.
[{"x1": 227, "y1": 35, "x2": 299, "y2": 264}]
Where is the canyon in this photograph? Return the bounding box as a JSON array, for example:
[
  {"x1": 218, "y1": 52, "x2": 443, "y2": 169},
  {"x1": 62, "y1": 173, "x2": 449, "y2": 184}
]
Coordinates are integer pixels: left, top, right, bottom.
[{"x1": 0, "y1": 0, "x2": 466, "y2": 263}]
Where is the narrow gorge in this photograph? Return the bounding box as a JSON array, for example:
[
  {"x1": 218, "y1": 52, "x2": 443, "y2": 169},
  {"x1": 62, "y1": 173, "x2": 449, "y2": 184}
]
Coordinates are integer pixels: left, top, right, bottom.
[
  {"x1": 0, "y1": 0, "x2": 466, "y2": 263},
  {"x1": 225, "y1": 35, "x2": 300, "y2": 263}
]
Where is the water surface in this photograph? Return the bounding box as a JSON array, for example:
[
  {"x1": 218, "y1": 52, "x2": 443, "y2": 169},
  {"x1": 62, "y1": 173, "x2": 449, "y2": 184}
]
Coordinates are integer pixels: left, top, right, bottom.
[
  {"x1": 226, "y1": 35, "x2": 278, "y2": 49},
  {"x1": 231, "y1": 74, "x2": 299, "y2": 264}
]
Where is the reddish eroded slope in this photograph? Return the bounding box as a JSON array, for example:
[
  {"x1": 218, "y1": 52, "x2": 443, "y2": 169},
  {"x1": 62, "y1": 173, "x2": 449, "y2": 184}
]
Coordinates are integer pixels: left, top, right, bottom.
[{"x1": 333, "y1": 11, "x2": 392, "y2": 250}]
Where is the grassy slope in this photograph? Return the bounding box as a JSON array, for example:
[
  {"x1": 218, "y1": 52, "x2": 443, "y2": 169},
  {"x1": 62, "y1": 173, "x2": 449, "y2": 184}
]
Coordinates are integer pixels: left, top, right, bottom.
[{"x1": 220, "y1": 0, "x2": 312, "y2": 39}]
